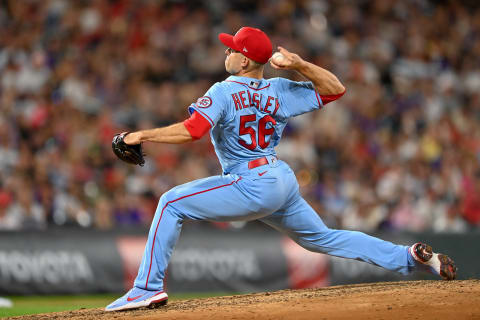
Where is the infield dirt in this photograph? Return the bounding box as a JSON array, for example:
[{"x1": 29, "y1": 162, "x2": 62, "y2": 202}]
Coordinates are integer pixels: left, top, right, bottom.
[{"x1": 8, "y1": 280, "x2": 480, "y2": 320}]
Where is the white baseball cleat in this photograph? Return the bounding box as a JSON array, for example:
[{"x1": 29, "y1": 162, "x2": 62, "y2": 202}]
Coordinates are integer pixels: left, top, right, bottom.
[
  {"x1": 105, "y1": 287, "x2": 168, "y2": 312},
  {"x1": 409, "y1": 243, "x2": 457, "y2": 280}
]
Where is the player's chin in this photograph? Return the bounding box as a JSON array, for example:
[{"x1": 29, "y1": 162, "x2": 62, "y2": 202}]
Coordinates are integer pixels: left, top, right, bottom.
[{"x1": 226, "y1": 66, "x2": 239, "y2": 75}]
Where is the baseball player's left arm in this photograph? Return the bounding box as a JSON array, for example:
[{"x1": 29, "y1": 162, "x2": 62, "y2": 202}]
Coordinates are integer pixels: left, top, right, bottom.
[
  {"x1": 270, "y1": 46, "x2": 345, "y2": 103},
  {"x1": 123, "y1": 111, "x2": 211, "y2": 145}
]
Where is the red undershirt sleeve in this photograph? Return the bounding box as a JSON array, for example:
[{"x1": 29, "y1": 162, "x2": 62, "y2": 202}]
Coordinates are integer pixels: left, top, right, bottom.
[
  {"x1": 319, "y1": 89, "x2": 346, "y2": 105},
  {"x1": 183, "y1": 111, "x2": 212, "y2": 140}
]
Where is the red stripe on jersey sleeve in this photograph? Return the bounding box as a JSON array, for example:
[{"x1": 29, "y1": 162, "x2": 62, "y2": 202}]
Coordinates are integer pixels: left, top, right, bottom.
[
  {"x1": 320, "y1": 89, "x2": 346, "y2": 105},
  {"x1": 183, "y1": 111, "x2": 212, "y2": 140}
]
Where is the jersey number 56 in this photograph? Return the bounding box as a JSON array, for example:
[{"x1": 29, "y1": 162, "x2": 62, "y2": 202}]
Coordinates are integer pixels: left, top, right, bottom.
[{"x1": 238, "y1": 114, "x2": 277, "y2": 150}]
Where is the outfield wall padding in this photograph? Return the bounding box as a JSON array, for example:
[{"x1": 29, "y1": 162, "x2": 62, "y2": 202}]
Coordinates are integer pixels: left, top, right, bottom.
[{"x1": 0, "y1": 225, "x2": 477, "y2": 295}]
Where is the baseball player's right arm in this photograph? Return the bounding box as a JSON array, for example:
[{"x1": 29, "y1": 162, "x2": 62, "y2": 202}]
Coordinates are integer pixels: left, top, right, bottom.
[{"x1": 270, "y1": 46, "x2": 345, "y2": 97}]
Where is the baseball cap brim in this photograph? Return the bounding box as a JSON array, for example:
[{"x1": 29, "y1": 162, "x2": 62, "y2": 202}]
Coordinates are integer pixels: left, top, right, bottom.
[{"x1": 218, "y1": 33, "x2": 240, "y2": 52}]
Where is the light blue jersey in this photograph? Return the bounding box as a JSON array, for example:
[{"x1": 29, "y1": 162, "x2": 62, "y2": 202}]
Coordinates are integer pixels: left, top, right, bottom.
[{"x1": 188, "y1": 76, "x2": 323, "y2": 172}]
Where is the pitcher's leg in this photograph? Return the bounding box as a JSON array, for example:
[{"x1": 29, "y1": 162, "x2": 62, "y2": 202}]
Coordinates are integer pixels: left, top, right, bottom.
[
  {"x1": 261, "y1": 197, "x2": 415, "y2": 275},
  {"x1": 134, "y1": 175, "x2": 240, "y2": 290},
  {"x1": 134, "y1": 197, "x2": 183, "y2": 290},
  {"x1": 134, "y1": 174, "x2": 281, "y2": 291},
  {"x1": 107, "y1": 174, "x2": 256, "y2": 311}
]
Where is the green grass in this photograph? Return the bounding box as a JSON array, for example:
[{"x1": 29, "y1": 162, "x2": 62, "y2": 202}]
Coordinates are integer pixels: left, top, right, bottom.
[{"x1": 0, "y1": 292, "x2": 230, "y2": 318}]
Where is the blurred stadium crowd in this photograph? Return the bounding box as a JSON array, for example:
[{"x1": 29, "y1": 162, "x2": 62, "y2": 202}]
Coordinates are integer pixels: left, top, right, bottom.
[{"x1": 0, "y1": 0, "x2": 479, "y2": 233}]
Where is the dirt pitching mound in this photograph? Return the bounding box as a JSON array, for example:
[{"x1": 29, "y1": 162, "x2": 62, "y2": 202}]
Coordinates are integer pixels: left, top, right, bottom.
[{"x1": 10, "y1": 280, "x2": 480, "y2": 320}]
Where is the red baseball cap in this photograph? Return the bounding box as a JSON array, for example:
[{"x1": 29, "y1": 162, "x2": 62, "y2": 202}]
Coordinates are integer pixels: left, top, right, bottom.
[{"x1": 219, "y1": 27, "x2": 273, "y2": 64}]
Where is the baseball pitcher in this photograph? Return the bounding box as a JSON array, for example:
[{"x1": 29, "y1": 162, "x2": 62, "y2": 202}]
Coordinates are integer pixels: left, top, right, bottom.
[{"x1": 106, "y1": 27, "x2": 456, "y2": 311}]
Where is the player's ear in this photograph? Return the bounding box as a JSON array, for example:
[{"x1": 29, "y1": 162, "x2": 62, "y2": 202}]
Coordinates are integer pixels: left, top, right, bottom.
[{"x1": 241, "y1": 56, "x2": 249, "y2": 69}]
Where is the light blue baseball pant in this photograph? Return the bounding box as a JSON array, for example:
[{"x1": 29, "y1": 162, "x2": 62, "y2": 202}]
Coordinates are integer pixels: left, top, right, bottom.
[{"x1": 134, "y1": 159, "x2": 415, "y2": 291}]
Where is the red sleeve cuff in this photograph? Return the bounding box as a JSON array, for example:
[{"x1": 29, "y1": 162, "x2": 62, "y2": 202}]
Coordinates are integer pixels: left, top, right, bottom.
[
  {"x1": 183, "y1": 111, "x2": 212, "y2": 140},
  {"x1": 320, "y1": 89, "x2": 346, "y2": 105}
]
